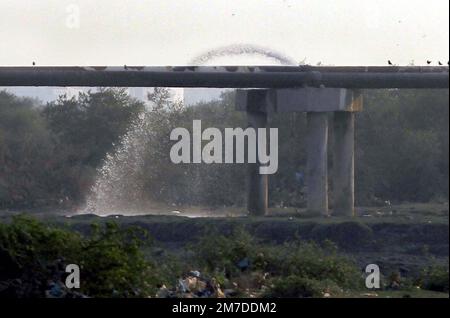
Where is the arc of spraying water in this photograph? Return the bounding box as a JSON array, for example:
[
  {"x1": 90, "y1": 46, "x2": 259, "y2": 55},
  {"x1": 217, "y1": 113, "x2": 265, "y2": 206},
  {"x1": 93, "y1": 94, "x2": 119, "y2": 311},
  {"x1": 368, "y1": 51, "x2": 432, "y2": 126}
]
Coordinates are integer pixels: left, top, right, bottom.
[{"x1": 189, "y1": 43, "x2": 296, "y2": 66}]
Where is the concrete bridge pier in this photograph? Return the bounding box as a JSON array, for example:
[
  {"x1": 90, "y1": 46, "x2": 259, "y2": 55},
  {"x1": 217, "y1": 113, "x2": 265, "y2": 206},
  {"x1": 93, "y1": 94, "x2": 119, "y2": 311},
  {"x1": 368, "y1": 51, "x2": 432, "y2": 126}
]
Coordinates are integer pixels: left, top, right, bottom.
[
  {"x1": 236, "y1": 89, "x2": 273, "y2": 216},
  {"x1": 236, "y1": 88, "x2": 362, "y2": 217},
  {"x1": 332, "y1": 112, "x2": 355, "y2": 216},
  {"x1": 276, "y1": 88, "x2": 362, "y2": 216},
  {"x1": 247, "y1": 110, "x2": 269, "y2": 216},
  {"x1": 306, "y1": 112, "x2": 329, "y2": 216}
]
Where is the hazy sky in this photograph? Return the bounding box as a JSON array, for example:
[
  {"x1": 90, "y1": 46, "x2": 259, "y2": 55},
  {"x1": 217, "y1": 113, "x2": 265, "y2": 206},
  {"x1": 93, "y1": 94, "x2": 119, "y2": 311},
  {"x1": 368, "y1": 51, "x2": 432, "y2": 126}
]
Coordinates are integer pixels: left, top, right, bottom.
[{"x1": 0, "y1": 0, "x2": 448, "y2": 66}]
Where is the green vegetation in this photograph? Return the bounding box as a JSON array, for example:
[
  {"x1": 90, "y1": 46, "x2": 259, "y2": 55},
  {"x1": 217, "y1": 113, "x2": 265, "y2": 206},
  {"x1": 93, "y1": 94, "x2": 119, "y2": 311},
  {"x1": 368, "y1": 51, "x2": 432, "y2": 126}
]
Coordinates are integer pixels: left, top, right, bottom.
[
  {"x1": 1, "y1": 217, "x2": 447, "y2": 298},
  {"x1": 0, "y1": 89, "x2": 143, "y2": 209},
  {"x1": 0, "y1": 88, "x2": 448, "y2": 209},
  {"x1": 192, "y1": 228, "x2": 362, "y2": 297},
  {"x1": 0, "y1": 216, "x2": 163, "y2": 297},
  {"x1": 0, "y1": 87, "x2": 448, "y2": 298},
  {"x1": 356, "y1": 89, "x2": 449, "y2": 204},
  {"x1": 420, "y1": 265, "x2": 449, "y2": 293}
]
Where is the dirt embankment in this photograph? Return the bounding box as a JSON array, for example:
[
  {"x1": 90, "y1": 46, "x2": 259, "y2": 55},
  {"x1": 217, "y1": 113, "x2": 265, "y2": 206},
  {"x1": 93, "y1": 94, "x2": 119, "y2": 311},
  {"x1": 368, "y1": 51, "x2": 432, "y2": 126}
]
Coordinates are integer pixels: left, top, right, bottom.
[{"x1": 61, "y1": 215, "x2": 449, "y2": 256}]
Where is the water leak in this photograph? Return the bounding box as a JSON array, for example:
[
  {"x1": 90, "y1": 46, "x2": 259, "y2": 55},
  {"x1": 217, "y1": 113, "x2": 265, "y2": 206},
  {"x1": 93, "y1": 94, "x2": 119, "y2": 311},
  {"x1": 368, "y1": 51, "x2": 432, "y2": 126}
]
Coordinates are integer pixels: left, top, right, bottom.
[
  {"x1": 84, "y1": 112, "x2": 149, "y2": 215},
  {"x1": 81, "y1": 44, "x2": 293, "y2": 216},
  {"x1": 190, "y1": 43, "x2": 295, "y2": 66}
]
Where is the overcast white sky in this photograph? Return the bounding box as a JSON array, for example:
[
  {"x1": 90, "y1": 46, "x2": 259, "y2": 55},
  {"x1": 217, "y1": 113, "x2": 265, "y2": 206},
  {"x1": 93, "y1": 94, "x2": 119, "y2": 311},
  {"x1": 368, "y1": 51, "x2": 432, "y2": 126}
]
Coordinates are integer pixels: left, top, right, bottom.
[{"x1": 0, "y1": 0, "x2": 448, "y2": 66}]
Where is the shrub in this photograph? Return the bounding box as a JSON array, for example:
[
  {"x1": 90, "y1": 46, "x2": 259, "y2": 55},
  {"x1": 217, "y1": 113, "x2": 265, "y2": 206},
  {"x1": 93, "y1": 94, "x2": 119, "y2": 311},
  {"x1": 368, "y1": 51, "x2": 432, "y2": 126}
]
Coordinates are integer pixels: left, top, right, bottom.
[
  {"x1": 191, "y1": 228, "x2": 363, "y2": 292},
  {"x1": 421, "y1": 265, "x2": 449, "y2": 292},
  {"x1": 0, "y1": 216, "x2": 162, "y2": 297},
  {"x1": 257, "y1": 242, "x2": 362, "y2": 290},
  {"x1": 75, "y1": 221, "x2": 155, "y2": 297},
  {"x1": 0, "y1": 216, "x2": 82, "y2": 270},
  {"x1": 263, "y1": 276, "x2": 340, "y2": 298},
  {"x1": 192, "y1": 227, "x2": 256, "y2": 277}
]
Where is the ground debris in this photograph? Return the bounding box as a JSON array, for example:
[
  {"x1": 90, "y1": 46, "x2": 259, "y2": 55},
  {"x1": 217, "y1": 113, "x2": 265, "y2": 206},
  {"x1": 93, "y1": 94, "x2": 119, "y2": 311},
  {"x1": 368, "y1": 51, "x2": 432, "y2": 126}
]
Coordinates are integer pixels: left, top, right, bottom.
[{"x1": 156, "y1": 271, "x2": 230, "y2": 298}]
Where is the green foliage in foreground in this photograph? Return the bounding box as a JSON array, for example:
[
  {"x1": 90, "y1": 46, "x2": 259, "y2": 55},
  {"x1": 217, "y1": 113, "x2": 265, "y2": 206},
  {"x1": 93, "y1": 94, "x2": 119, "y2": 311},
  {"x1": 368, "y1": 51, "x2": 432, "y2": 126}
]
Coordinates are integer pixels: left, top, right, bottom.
[
  {"x1": 0, "y1": 217, "x2": 448, "y2": 298},
  {"x1": 420, "y1": 265, "x2": 449, "y2": 293},
  {"x1": 0, "y1": 216, "x2": 160, "y2": 297},
  {"x1": 192, "y1": 228, "x2": 363, "y2": 297}
]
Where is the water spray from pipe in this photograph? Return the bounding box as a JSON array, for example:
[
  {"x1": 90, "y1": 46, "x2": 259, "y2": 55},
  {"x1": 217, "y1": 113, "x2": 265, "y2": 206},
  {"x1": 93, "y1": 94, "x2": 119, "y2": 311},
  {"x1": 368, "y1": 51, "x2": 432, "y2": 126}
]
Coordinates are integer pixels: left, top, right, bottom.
[
  {"x1": 82, "y1": 44, "x2": 294, "y2": 215},
  {"x1": 190, "y1": 43, "x2": 296, "y2": 66}
]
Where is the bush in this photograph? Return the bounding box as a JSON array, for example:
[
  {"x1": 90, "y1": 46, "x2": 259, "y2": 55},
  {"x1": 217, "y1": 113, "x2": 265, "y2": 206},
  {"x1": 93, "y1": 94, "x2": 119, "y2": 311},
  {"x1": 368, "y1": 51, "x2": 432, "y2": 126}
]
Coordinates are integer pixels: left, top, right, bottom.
[
  {"x1": 421, "y1": 265, "x2": 449, "y2": 292},
  {"x1": 191, "y1": 228, "x2": 363, "y2": 292},
  {"x1": 258, "y1": 242, "x2": 362, "y2": 290},
  {"x1": 192, "y1": 227, "x2": 256, "y2": 277},
  {"x1": 263, "y1": 276, "x2": 340, "y2": 298},
  {"x1": 0, "y1": 216, "x2": 82, "y2": 270},
  {"x1": 0, "y1": 216, "x2": 163, "y2": 297},
  {"x1": 75, "y1": 221, "x2": 155, "y2": 297}
]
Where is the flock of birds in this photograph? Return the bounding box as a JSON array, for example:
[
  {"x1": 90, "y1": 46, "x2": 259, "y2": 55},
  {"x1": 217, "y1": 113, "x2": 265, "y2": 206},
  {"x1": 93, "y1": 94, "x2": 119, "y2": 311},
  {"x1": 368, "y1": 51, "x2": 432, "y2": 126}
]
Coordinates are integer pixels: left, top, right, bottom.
[{"x1": 387, "y1": 60, "x2": 448, "y2": 66}]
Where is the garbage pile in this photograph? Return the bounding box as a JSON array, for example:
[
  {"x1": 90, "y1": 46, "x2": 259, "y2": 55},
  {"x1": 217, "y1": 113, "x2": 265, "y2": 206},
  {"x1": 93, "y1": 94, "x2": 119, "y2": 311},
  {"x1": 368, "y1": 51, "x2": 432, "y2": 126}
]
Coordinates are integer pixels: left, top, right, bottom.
[{"x1": 156, "y1": 270, "x2": 239, "y2": 298}]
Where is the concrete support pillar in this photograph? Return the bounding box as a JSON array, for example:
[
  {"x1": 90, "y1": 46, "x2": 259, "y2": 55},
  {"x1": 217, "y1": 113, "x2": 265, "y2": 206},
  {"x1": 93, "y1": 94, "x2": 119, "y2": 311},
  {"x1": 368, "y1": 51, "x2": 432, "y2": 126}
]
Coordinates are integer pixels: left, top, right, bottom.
[
  {"x1": 247, "y1": 111, "x2": 268, "y2": 216},
  {"x1": 306, "y1": 112, "x2": 329, "y2": 216},
  {"x1": 332, "y1": 112, "x2": 355, "y2": 216},
  {"x1": 236, "y1": 88, "x2": 362, "y2": 218}
]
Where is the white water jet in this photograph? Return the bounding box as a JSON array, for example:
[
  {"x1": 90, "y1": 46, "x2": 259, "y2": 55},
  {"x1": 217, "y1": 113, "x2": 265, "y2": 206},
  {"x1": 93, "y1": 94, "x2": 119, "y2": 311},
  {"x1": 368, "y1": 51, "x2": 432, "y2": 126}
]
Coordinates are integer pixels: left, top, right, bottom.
[
  {"x1": 82, "y1": 44, "x2": 294, "y2": 215},
  {"x1": 84, "y1": 111, "x2": 150, "y2": 214},
  {"x1": 190, "y1": 43, "x2": 296, "y2": 66}
]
